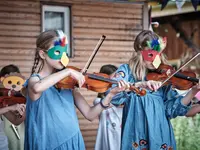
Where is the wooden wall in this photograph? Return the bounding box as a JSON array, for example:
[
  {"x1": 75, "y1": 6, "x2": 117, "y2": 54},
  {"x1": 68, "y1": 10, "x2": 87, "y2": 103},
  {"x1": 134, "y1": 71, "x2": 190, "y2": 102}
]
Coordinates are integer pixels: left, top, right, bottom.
[
  {"x1": 153, "y1": 18, "x2": 200, "y2": 75},
  {"x1": 0, "y1": 0, "x2": 147, "y2": 149},
  {"x1": 152, "y1": 18, "x2": 200, "y2": 60}
]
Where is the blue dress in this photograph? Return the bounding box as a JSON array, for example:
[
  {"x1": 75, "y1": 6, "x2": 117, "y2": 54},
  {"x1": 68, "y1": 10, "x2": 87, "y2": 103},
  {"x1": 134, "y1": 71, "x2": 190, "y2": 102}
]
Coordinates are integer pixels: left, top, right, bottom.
[
  {"x1": 109, "y1": 64, "x2": 191, "y2": 150},
  {"x1": 24, "y1": 74, "x2": 85, "y2": 150}
]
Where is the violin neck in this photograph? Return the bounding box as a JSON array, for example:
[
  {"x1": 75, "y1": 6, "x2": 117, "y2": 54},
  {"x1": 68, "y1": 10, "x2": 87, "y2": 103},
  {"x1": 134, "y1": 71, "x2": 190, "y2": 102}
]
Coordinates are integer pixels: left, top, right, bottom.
[
  {"x1": 155, "y1": 70, "x2": 199, "y2": 83},
  {"x1": 87, "y1": 74, "x2": 118, "y2": 84},
  {"x1": 174, "y1": 72, "x2": 199, "y2": 83}
]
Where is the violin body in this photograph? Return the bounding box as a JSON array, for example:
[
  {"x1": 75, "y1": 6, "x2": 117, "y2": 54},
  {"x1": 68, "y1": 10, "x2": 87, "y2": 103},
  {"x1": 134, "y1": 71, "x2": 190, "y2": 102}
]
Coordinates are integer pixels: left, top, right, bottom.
[
  {"x1": 146, "y1": 64, "x2": 198, "y2": 90},
  {"x1": 57, "y1": 66, "x2": 115, "y2": 93},
  {"x1": 0, "y1": 96, "x2": 26, "y2": 108},
  {"x1": 0, "y1": 88, "x2": 26, "y2": 108}
]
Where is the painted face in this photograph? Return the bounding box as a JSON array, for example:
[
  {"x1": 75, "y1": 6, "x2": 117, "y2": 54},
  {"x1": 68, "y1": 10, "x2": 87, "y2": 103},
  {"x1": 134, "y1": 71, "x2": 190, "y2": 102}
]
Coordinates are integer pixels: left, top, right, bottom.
[
  {"x1": 47, "y1": 31, "x2": 69, "y2": 67},
  {"x1": 1, "y1": 75, "x2": 25, "y2": 91},
  {"x1": 141, "y1": 49, "x2": 161, "y2": 69}
]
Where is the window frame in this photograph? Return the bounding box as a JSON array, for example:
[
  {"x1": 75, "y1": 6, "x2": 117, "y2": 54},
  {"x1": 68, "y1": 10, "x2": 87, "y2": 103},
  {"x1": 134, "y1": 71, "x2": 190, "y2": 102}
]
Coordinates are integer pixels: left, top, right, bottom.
[{"x1": 42, "y1": 5, "x2": 72, "y2": 57}]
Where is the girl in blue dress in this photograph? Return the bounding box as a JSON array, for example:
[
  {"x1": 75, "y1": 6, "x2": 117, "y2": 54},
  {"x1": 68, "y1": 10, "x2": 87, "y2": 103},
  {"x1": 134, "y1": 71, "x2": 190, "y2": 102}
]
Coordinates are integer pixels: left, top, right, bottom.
[
  {"x1": 108, "y1": 30, "x2": 200, "y2": 150},
  {"x1": 24, "y1": 30, "x2": 127, "y2": 150}
]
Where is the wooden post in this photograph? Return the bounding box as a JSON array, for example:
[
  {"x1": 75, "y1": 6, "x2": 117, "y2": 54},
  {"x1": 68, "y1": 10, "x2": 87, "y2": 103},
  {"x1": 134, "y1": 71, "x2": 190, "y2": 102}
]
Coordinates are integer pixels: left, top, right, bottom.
[{"x1": 143, "y1": 2, "x2": 149, "y2": 30}]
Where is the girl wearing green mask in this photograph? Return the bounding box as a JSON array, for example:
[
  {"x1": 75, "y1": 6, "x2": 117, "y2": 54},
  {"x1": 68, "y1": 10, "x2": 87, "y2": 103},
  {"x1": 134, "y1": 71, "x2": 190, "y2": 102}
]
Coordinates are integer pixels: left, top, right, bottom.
[{"x1": 24, "y1": 30, "x2": 128, "y2": 150}]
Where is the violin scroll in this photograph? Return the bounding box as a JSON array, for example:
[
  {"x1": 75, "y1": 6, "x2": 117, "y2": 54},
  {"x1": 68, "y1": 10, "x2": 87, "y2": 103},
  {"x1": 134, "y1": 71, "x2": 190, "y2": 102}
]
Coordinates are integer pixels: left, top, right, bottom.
[{"x1": 129, "y1": 85, "x2": 146, "y2": 96}]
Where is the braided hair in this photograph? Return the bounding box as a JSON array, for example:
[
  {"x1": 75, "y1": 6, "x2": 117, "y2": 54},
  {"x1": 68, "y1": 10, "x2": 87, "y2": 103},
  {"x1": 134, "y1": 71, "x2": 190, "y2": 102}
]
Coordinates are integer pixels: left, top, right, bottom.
[
  {"x1": 31, "y1": 48, "x2": 40, "y2": 74},
  {"x1": 31, "y1": 30, "x2": 58, "y2": 75}
]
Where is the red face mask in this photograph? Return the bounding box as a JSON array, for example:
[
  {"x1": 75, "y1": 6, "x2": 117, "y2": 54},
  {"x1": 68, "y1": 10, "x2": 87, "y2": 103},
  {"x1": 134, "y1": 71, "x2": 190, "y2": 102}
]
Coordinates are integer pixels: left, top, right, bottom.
[
  {"x1": 141, "y1": 50, "x2": 160, "y2": 62},
  {"x1": 141, "y1": 37, "x2": 167, "y2": 69},
  {"x1": 141, "y1": 49, "x2": 161, "y2": 69}
]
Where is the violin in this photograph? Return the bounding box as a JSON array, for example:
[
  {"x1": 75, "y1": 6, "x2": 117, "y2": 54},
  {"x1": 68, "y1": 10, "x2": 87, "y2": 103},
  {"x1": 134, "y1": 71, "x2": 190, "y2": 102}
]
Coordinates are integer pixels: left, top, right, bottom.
[
  {"x1": 56, "y1": 35, "x2": 146, "y2": 96},
  {"x1": 146, "y1": 64, "x2": 199, "y2": 90},
  {"x1": 0, "y1": 88, "x2": 26, "y2": 108},
  {"x1": 57, "y1": 66, "x2": 147, "y2": 96},
  {"x1": 0, "y1": 96, "x2": 26, "y2": 108},
  {"x1": 146, "y1": 52, "x2": 200, "y2": 90}
]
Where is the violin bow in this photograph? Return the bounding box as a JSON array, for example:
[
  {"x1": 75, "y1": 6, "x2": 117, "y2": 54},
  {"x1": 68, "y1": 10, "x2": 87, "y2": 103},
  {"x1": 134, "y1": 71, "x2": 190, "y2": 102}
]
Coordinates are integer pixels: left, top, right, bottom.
[
  {"x1": 159, "y1": 52, "x2": 200, "y2": 88},
  {"x1": 81, "y1": 35, "x2": 106, "y2": 74}
]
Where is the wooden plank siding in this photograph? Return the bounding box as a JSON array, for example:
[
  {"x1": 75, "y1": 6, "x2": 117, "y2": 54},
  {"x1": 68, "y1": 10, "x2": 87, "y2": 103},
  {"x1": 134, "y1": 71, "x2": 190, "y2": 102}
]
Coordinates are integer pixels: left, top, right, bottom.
[
  {"x1": 153, "y1": 20, "x2": 200, "y2": 60},
  {"x1": 0, "y1": 0, "x2": 146, "y2": 149}
]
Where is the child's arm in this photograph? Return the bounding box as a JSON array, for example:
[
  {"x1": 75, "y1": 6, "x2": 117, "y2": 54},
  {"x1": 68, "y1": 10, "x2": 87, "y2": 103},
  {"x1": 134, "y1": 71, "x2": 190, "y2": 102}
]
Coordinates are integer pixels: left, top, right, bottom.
[
  {"x1": 28, "y1": 68, "x2": 85, "y2": 101},
  {"x1": 74, "y1": 80, "x2": 127, "y2": 121},
  {"x1": 73, "y1": 89, "x2": 113, "y2": 121},
  {"x1": 185, "y1": 104, "x2": 200, "y2": 117},
  {"x1": 181, "y1": 81, "x2": 200, "y2": 106},
  {"x1": 164, "y1": 80, "x2": 200, "y2": 119},
  {"x1": 0, "y1": 104, "x2": 25, "y2": 125}
]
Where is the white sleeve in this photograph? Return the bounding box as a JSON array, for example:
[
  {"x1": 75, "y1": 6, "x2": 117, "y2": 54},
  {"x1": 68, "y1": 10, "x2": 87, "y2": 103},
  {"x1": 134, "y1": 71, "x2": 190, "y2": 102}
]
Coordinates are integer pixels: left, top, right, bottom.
[{"x1": 93, "y1": 97, "x2": 102, "y2": 106}]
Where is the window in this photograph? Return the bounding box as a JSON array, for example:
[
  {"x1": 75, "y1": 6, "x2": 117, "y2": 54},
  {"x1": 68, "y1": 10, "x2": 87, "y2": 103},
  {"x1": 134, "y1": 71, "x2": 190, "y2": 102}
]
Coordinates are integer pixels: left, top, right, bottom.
[{"x1": 42, "y1": 5, "x2": 71, "y2": 57}]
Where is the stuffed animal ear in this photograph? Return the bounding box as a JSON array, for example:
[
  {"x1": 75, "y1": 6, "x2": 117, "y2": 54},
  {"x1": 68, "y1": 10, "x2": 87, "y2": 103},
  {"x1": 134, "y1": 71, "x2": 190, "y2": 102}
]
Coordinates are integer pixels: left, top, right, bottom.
[{"x1": 0, "y1": 77, "x2": 4, "y2": 83}]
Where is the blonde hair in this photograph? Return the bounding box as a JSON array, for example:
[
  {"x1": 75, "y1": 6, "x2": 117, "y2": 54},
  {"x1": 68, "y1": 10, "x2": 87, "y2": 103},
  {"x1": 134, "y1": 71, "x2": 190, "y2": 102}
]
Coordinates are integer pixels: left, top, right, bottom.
[
  {"x1": 129, "y1": 30, "x2": 168, "y2": 81},
  {"x1": 31, "y1": 30, "x2": 58, "y2": 74}
]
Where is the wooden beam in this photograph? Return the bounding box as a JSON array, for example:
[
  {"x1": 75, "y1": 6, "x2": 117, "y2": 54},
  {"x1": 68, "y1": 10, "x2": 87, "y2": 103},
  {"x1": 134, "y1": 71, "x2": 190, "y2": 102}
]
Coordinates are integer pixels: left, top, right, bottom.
[
  {"x1": 143, "y1": 2, "x2": 149, "y2": 30},
  {"x1": 151, "y1": 2, "x2": 200, "y2": 18}
]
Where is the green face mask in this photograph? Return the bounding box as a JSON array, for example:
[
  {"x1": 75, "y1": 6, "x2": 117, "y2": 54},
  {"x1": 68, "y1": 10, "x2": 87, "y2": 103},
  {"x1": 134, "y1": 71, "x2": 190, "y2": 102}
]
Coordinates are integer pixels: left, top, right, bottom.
[
  {"x1": 47, "y1": 45, "x2": 67, "y2": 60},
  {"x1": 47, "y1": 45, "x2": 69, "y2": 67}
]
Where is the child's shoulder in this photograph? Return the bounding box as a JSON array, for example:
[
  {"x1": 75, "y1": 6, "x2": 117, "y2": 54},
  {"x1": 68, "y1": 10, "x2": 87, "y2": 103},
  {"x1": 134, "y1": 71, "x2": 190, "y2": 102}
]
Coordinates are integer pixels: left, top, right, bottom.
[
  {"x1": 24, "y1": 74, "x2": 41, "y2": 87},
  {"x1": 117, "y1": 64, "x2": 131, "y2": 72},
  {"x1": 117, "y1": 64, "x2": 131, "y2": 75},
  {"x1": 118, "y1": 63, "x2": 129, "y2": 68},
  {"x1": 112, "y1": 64, "x2": 134, "y2": 81}
]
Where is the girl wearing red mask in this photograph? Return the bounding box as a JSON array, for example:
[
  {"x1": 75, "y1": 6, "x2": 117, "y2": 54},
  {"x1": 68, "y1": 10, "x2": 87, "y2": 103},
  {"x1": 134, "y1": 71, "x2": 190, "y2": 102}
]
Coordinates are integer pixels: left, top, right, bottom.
[{"x1": 107, "y1": 30, "x2": 200, "y2": 150}]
